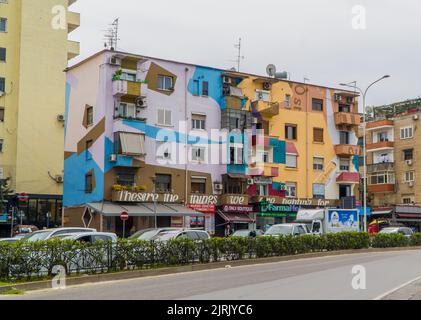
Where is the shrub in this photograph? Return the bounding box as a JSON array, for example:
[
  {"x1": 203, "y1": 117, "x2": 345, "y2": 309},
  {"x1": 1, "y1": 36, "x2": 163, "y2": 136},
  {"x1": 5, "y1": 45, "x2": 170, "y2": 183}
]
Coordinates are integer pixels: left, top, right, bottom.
[{"x1": 371, "y1": 233, "x2": 410, "y2": 248}]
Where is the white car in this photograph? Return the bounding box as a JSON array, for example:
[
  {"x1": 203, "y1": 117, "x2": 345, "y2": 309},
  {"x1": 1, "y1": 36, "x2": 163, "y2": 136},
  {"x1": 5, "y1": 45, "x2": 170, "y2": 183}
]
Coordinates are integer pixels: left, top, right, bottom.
[
  {"x1": 23, "y1": 227, "x2": 97, "y2": 242},
  {"x1": 265, "y1": 224, "x2": 309, "y2": 237},
  {"x1": 51, "y1": 232, "x2": 118, "y2": 243},
  {"x1": 152, "y1": 229, "x2": 211, "y2": 242}
]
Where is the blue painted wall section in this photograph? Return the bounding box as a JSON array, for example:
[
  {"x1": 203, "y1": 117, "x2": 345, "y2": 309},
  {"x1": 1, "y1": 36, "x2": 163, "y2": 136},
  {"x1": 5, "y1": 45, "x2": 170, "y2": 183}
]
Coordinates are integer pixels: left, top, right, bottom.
[
  {"x1": 270, "y1": 138, "x2": 286, "y2": 164},
  {"x1": 188, "y1": 66, "x2": 224, "y2": 108}
]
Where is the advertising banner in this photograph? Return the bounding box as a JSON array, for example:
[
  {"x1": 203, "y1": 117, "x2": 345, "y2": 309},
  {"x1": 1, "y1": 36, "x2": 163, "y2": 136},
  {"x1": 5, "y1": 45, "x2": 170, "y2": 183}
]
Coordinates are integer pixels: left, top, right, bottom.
[{"x1": 327, "y1": 209, "x2": 359, "y2": 233}]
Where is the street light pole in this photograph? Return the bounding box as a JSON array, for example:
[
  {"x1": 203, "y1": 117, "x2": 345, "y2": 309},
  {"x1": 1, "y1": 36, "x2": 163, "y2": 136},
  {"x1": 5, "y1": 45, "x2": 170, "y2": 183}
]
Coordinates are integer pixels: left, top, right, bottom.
[{"x1": 340, "y1": 75, "x2": 390, "y2": 232}]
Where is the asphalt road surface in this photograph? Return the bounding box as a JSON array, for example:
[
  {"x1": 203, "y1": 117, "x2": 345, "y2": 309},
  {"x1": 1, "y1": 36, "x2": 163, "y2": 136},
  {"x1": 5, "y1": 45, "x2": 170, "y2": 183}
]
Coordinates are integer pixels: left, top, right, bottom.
[{"x1": 3, "y1": 250, "x2": 421, "y2": 300}]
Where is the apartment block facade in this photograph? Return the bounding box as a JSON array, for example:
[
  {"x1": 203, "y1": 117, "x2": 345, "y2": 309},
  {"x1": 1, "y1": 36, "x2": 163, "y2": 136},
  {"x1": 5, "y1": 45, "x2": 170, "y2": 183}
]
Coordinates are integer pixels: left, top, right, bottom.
[
  {"x1": 63, "y1": 49, "x2": 361, "y2": 236},
  {"x1": 366, "y1": 109, "x2": 421, "y2": 230},
  {"x1": 0, "y1": 0, "x2": 80, "y2": 234}
]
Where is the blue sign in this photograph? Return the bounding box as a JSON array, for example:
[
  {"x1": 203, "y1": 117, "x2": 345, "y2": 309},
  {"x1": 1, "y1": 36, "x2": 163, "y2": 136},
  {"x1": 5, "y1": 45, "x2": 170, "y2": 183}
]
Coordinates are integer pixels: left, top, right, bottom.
[
  {"x1": 357, "y1": 206, "x2": 372, "y2": 217},
  {"x1": 327, "y1": 209, "x2": 360, "y2": 233},
  {"x1": 0, "y1": 215, "x2": 8, "y2": 223}
]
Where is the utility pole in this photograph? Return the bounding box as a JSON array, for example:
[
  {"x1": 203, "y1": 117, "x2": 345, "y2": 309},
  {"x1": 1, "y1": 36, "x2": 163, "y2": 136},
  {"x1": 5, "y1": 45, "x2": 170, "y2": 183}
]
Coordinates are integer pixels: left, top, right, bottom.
[
  {"x1": 234, "y1": 38, "x2": 244, "y2": 72},
  {"x1": 104, "y1": 18, "x2": 120, "y2": 50}
]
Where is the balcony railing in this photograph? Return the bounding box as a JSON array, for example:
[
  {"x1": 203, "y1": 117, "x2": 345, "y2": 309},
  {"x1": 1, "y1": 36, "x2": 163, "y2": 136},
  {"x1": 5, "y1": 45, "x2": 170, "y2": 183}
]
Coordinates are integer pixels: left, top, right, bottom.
[
  {"x1": 367, "y1": 162, "x2": 394, "y2": 174},
  {"x1": 251, "y1": 100, "x2": 280, "y2": 117},
  {"x1": 113, "y1": 80, "x2": 142, "y2": 97},
  {"x1": 367, "y1": 141, "x2": 394, "y2": 151},
  {"x1": 334, "y1": 145, "x2": 362, "y2": 157},
  {"x1": 334, "y1": 112, "x2": 361, "y2": 127}
]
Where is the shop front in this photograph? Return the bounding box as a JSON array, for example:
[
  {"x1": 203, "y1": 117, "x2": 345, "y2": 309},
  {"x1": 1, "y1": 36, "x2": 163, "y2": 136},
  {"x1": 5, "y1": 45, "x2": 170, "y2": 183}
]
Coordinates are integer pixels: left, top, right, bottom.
[{"x1": 187, "y1": 194, "x2": 218, "y2": 235}]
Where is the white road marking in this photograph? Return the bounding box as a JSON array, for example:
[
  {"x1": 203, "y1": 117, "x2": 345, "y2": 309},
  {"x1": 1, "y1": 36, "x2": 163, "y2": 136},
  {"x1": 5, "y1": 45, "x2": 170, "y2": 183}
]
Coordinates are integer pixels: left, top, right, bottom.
[{"x1": 373, "y1": 275, "x2": 421, "y2": 300}]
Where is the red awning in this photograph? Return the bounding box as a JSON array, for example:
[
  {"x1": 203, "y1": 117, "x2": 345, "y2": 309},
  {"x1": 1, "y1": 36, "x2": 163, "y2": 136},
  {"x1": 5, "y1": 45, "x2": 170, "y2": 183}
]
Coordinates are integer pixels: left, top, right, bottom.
[
  {"x1": 217, "y1": 211, "x2": 255, "y2": 224},
  {"x1": 336, "y1": 172, "x2": 360, "y2": 183},
  {"x1": 286, "y1": 142, "x2": 299, "y2": 155},
  {"x1": 397, "y1": 214, "x2": 421, "y2": 218}
]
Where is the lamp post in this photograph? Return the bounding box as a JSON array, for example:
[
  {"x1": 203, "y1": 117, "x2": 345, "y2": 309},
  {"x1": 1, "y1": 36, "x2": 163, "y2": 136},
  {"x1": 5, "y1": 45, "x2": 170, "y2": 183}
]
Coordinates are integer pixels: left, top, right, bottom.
[{"x1": 340, "y1": 75, "x2": 391, "y2": 232}]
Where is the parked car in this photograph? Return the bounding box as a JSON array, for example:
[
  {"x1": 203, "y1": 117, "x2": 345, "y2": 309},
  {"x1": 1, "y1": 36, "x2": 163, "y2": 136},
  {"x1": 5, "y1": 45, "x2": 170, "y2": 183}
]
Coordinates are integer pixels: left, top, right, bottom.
[
  {"x1": 379, "y1": 227, "x2": 414, "y2": 238},
  {"x1": 152, "y1": 229, "x2": 211, "y2": 242},
  {"x1": 129, "y1": 228, "x2": 181, "y2": 241},
  {"x1": 0, "y1": 238, "x2": 21, "y2": 243},
  {"x1": 23, "y1": 227, "x2": 97, "y2": 242},
  {"x1": 265, "y1": 224, "x2": 309, "y2": 237},
  {"x1": 231, "y1": 230, "x2": 265, "y2": 238},
  {"x1": 51, "y1": 232, "x2": 118, "y2": 243},
  {"x1": 13, "y1": 225, "x2": 39, "y2": 237}
]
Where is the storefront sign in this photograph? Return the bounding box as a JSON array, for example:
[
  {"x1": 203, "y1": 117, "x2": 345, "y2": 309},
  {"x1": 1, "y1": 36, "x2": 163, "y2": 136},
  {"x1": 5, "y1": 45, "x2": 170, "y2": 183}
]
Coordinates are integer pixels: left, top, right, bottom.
[
  {"x1": 222, "y1": 205, "x2": 254, "y2": 213},
  {"x1": 188, "y1": 204, "x2": 216, "y2": 214},
  {"x1": 113, "y1": 190, "x2": 180, "y2": 203},
  {"x1": 189, "y1": 195, "x2": 219, "y2": 206},
  {"x1": 281, "y1": 198, "x2": 337, "y2": 207},
  {"x1": 260, "y1": 203, "x2": 300, "y2": 214},
  {"x1": 220, "y1": 195, "x2": 249, "y2": 206},
  {"x1": 254, "y1": 177, "x2": 273, "y2": 185}
]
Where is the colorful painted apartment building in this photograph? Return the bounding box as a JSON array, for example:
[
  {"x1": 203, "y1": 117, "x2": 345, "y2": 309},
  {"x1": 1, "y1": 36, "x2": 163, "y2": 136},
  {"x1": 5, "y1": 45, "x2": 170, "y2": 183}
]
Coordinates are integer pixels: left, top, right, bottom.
[
  {"x1": 63, "y1": 49, "x2": 361, "y2": 236},
  {"x1": 0, "y1": 0, "x2": 80, "y2": 235}
]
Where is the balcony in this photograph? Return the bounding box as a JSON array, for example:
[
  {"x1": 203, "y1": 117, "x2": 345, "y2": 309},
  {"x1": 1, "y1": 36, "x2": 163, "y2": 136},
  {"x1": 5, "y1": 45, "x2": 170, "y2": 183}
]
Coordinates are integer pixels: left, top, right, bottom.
[
  {"x1": 367, "y1": 162, "x2": 394, "y2": 174},
  {"x1": 113, "y1": 80, "x2": 142, "y2": 98},
  {"x1": 251, "y1": 100, "x2": 280, "y2": 117},
  {"x1": 367, "y1": 141, "x2": 394, "y2": 152},
  {"x1": 334, "y1": 112, "x2": 361, "y2": 127},
  {"x1": 367, "y1": 119, "x2": 394, "y2": 131},
  {"x1": 67, "y1": 40, "x2": 80, "y2": 61},
  {"x1": 368, "y1": 184, "x2": 395, "y2": 194},
  {"x1": 67, "y1": 11, "x2": 80, "y2": 33},
  {"x1": 334, "y1": 145, "x2": 362, "y2": 157}
]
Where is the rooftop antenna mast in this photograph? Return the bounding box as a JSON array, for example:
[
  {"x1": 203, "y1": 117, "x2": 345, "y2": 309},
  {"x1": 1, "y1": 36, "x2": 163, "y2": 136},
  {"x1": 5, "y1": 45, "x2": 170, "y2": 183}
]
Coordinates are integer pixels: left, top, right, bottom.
[
  {"x1": 234, "y1": 38, "x2": 245, "y2": 72},
  {"x1": 103, "y1": 18, "x2": 120, "y2": 51}
]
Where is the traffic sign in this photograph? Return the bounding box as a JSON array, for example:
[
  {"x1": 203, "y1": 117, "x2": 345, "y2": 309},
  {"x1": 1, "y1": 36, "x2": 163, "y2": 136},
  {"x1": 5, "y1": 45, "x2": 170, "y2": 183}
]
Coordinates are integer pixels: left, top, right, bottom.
[
  {"x1": 120, "y1": 211, "x2": 129, "y2": 221},
  {"x1": 18, "y1": 193, "x2": 29, "y2": 202}
]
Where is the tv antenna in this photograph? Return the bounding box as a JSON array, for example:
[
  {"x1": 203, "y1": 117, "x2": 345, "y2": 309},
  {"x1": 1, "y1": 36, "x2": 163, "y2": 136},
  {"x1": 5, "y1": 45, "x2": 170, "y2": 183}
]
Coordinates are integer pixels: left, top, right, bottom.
[
  {"x1": 103, "y1": 18, "x2": 120, "y2": 51},
  {"x1": 233, "y1": 38, "x2": 245, "y2": 72}
]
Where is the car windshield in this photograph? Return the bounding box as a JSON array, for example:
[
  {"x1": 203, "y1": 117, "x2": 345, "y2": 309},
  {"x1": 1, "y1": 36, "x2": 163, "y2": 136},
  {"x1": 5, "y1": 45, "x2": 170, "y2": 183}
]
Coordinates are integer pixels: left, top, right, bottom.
[
  {"x1": 24, "y1": 231, "x2": 52, "y2": 242},
  {"x1": 266, "y1": 225, "x2": 293, "y2": 236},
  {"x1": 136, "y1": 230, "x2": 160, "y2": 241},
  {"x1": 232, "y1": 230, "x2": 251, "y2": 237},
  {"x1": 153, "y1": 231, "x2": 179, "y2": 241},
  {"x1": 380, "y1": 228, "x2": 399, "y2": 234},
  {"x1": 52, "y1": 234, "x2": 74, "y2": 240},
  {"x1": 129, "y1": 229, "x2": 150, "y2": 239}
]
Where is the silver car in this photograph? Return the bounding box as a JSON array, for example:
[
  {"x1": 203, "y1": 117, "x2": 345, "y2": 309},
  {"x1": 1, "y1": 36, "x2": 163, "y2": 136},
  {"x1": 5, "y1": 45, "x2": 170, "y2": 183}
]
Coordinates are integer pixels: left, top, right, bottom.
[
  {"x1": 379, "y1": 227, "x2": 414, "y2": 238},
  {"x1": 152, "y1": 229, "x2": 211, "y2": 242},
  {"x1": 23, "y1": 227, "x2": 97, "y2": 242},
  {"x1": 51, "y1": 232, "x2": 118, "y2": 243},
  {"x1": 265, "y1": 224, "x2": 309, "y2": 237}
]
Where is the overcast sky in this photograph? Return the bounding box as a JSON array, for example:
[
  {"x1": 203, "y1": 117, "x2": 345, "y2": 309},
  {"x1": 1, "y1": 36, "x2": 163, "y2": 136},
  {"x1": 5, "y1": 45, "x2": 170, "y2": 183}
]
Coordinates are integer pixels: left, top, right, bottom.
[{"x1": 70, "y1": 0, "x2": 421, "y2": 107}]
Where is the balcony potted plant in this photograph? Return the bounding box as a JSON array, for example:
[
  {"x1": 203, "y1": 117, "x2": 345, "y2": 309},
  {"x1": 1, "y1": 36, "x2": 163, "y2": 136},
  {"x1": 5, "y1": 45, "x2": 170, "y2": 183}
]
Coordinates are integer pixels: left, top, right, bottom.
[{"x1": 112, "y1": 69, "x2": 123, "y2": 81}]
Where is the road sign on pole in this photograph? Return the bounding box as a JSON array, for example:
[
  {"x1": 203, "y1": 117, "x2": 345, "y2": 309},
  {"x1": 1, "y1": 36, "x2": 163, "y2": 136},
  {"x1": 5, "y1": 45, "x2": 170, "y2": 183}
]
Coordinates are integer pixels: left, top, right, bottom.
[{"x1": 120, "y1": 212, "x2": 129, "y2": 238}]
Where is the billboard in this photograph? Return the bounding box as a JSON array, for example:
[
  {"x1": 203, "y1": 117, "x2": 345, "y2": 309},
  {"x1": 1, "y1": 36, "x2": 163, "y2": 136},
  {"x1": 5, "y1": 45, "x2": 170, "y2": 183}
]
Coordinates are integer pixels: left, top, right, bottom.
[{"x1": 327, "y1": 209, "x2": 359, "y2": 233}]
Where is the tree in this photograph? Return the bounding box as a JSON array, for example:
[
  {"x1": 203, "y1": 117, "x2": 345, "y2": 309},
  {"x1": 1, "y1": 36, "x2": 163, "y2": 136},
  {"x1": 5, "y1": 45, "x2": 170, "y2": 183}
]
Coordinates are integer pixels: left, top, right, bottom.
[{"x1": 0, "y1": 178, "x2": 13, "y2": 214}]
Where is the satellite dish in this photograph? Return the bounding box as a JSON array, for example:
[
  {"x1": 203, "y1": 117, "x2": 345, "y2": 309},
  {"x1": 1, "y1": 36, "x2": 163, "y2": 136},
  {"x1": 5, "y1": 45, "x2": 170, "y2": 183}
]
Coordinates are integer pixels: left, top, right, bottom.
[{"x1": 266, "y1": 64, "x2": 277, "y2": 77}]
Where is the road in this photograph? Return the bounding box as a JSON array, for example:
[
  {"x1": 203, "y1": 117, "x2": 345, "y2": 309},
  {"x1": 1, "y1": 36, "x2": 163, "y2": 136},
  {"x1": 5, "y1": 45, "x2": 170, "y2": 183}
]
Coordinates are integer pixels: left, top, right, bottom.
[{"x1": 3, "y1": 250, "x2": 421, "y2": 300}]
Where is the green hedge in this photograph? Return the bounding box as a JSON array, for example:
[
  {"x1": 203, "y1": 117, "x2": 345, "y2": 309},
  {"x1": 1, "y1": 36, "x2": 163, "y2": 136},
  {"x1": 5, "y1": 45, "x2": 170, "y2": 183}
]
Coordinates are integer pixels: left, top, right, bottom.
[{"x1": 3, "y1": 232, "x2": 421, "y2": 281}]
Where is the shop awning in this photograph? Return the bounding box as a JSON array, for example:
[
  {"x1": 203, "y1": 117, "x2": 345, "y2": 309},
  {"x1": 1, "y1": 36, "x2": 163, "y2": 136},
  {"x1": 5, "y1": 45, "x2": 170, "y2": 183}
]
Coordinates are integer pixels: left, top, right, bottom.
[
  {"x1": 371, "y1": 210, "x2": 393, "y2": 216},
  {"x1": 227, "y1": 174, "x2": 250, "y2": 180},
  {"x1": 397, "y1": 214, "x2": 421, "y2": 218},
  {"x1": 87, "y1": 202, "x2": 206, "y2": 217},
  {"x1": 217, "y1": 211, "x2": 255, "y2": 224},
  {"x1": 119, "y1": 132, "x2": 145, "y2": 156},
  {"x1": 286, "y1": 142, "x2": 299, "y2": 155}
]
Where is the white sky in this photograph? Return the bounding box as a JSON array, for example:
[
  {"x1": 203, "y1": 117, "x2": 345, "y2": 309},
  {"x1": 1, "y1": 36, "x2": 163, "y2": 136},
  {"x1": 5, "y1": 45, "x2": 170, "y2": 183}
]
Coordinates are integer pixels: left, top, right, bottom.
[{"x1": 70, "y1": 0, "x2": 421, "y2": 107}]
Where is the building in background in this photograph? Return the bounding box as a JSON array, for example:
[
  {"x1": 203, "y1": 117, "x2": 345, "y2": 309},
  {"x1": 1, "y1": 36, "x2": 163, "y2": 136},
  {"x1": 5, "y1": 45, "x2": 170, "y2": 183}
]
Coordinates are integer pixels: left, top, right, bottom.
[
  {"x1": 0, "y1": 0, "x2": 80, "y2": 235},
  {"x1": 365, "y1": 99, "x2": 421, "y2": 231},
  {"x1": 63, "y1": 49, "x2": 361, "y2": 236}
]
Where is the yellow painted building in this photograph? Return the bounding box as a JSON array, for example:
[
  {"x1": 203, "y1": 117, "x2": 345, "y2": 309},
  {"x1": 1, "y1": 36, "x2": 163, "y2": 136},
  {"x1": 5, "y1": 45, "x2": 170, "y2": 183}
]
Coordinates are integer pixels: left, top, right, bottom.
[{"x1": 0, "y1": 0, "x2": 79, "y2": 230}]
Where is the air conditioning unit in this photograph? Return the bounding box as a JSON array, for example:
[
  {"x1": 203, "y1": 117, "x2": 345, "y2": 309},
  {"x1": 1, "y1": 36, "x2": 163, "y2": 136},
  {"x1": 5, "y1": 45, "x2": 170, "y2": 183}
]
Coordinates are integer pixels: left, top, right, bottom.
[
  {"x1": 247, "y1": 178, "x2": 255, "y2": 186},
  {"x1": 406, "y1": 160, "x2": 413, "y2": 166},
  {"x1": 214, "y1": 184, "x2": 223, "y2": 191},
  {"x1": 55, "y1": 175, "x2": 64, "y2": 184},
  {"x1": 109, "y1": 154, "x2": 117, "y2": 162},
  {"x1": 409, "y1": 181, "x2": 415, "y2": 188},
  {"x1": 135, "y1": 96, "x2": 147, "y2": 108},
  {"x1": 57, "y1": 114, "x2": 65, "y2": 122},
  {"x1": 252, "y1": 117, "x2": 258, "y2": 124},
  {"x1": 413, "y1": 115, "x2": 419, "y2": 121},
  {"x1": 263, "y1": 82, "x2": 272, "y2": 91},
  {"x1": 0, "y1": 167, "x2": 3, "y2": 179},
  {"x1": 109, "y1": 56, "x2": 121, "y2": 66},
  {"x1": 223, "y1": 76, "x2": 232, "y2": 84},
  {"x1": 0, "y1": 91, "x2": 4, "y2": 97}
]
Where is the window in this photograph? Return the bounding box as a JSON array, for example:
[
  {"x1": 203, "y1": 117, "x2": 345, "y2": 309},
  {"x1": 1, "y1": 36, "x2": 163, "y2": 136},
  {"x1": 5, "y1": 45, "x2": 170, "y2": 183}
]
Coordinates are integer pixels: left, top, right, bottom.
[
  {"x1": 0, "y1": 48, "x2": 5, "y2": 62},
  {"x1": 118, "y1": 132, "x2": 146, "y2": 156},
  {"x1": 191, "y1": 177, "x2": 206, "y2": 194},
  {"x1": 313, "y1": 128, "x2": 324, "y2": 143},
  {"x1": 312, "y1": 98, "x2": 324, "y2": 112},
  {"x1": 157, "y1": 109, "x2": 172, "y2": 126},
  {"x1": 285, "y1": 124, "x2": 297, "y2": 140},
  {"x1": 0, "y1": 107, "x2": 4, "y2": 122},
  {"x1": 116, "y1": 172, "x2": 135, "y2": 186},
  {"x1": 202, "y1": 81, "x2": 209, "y2": 96},
  {"x1": 155, "y1": 174, "x2": 172, "y2": 193},
  {"x1": 0, "y1": 138, "x2": 3, "y2": 152},
  {"x1": 339, "y1": 131, "x2": 350, "y2": 145},
  {"x1": 86, "y1": 106, "x2": 93, "y2": 126},
  {"x1": 255, "y1": 90, "x2": 270, "y2": 102},
  {"x1": 401, "y1": 126, "x2": 414, "y2": 140},
  {"x1": 258, "y1": 184, "x2": 269, "y2": 196},
  {"x1": 192, "y1": 80, "x2": 199, "y2": 96},
  {"x1": 263, "y1": 151, "x2": 270, "y2": 164},
  {"x1": 340, "y1": 158, "x2": 350, "y2": 171},
  {"x1": 192, "y1": 114, "x2": 206, "y2": 130},
  {"x1": 313, "y1": 184, "x2": 325, "y2": 199},
  {"x1": 0, "y1": 77, "x2": 4, "y2": 93},
  {"x1": 117, "y1": 103, "x2": 136, "y2": 119},
  {"x1": 192, "y1": 146, "x2": 206, "y2": 162},
  {"x1": 157, "y1": 75, "x2": 173, "y2": 91},
  {"x1": 339, "y1": 104, "x2": 351, "y2": 113},
  {"x1": 285, "y1": 94, "x2": 291, "y2": 108},
  {"x1": 120, "y1": 71, "x2": 137, "y2": 82},
  {"x1": 85, "y1": 173, "x2": 93, "y2": 193},
  {"x1": 229, "y1": 116, "x2": 241, "y2": 129},
  {"x1": 402, "y1": 196, "x2": 415, "y2": 204},
  {"x1": 156, "y1": 141, "x2": 172, "y2": 160},
  {"x1": 86, "y1": 140, "x2": 93, "y2": 160},
  {"x1": 0, "y1": 18, "x2": 6, "y2": 33},
  {"x1": 403, "y1": 149, "x2": 414, "y2": 161},
  {"x1": 285, "y1": 183, "x2": 297, "y2": 198},
  {"x1": 313, "y1": 157, "x2": 324, "y2": 171},
  {"x1": 286, "y1": 154, "x2": 297, "y2": 168},
  {"x1": 230, "y1": 146, "x2": 244, "y2": 165},
  {"x1": 378, "y1": 132, "x2": 388, "y2": 142},
  {"x1": 369, "y1": 172, "x2": 395, "y2": 185},
  {"x1": 404, "y1": 171, "x2": 415, "y2": 183}
]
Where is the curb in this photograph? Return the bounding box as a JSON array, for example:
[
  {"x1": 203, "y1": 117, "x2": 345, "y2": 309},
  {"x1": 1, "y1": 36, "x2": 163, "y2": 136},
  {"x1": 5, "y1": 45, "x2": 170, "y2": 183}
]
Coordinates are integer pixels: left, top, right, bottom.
[{"x1": 1, "y1": 247, "x2": 420, "y2": 294}]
